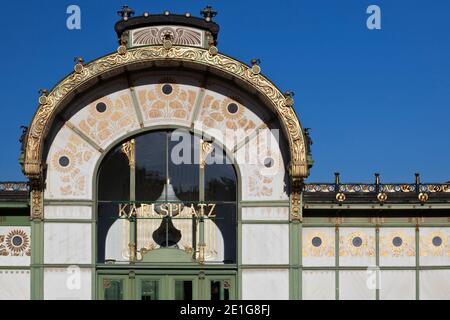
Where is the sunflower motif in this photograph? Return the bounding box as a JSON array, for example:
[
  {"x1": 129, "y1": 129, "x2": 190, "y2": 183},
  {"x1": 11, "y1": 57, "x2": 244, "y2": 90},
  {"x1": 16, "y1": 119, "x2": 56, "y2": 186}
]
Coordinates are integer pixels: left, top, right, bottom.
[
  {"x1": 5, "y1": 230, "x2": 30, "y2": 255},
  {"x1": 203, "y1": 96, "x2": 255, "y2": 132},
  {"x1": 340, "y1": 231, "x2": 375, "y2": 257},
  {"x1": 303, "y1": 230, "x2": 335, "y2": 257},
  {"x1": 156, "y1": 83, "x2": 181, "y2": 101},
  {"x1": 382, "y1": 231, "x2": 415, "y2": 257},
  {"x1": 420, "y1": 230, "x2": 448, "y2": 257},
  {"x1": 52, "y1": 149, "x2": 76, "y2": 173},
  {"x1": 87, "y1": 97, "x2": 114, "y2": 119}
]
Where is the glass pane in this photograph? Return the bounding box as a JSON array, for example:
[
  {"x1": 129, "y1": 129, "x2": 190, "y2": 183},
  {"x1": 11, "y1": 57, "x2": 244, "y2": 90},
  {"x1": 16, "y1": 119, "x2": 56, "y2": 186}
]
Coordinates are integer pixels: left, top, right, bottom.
[
  {"x1": 97, "y1": 145, "x2": 130, "y2": 263},
  {"x1": 205, "y1": 151, "x2": 237, "y2": 264},
  {"x1": 141, "y1": 280, "x2": 159, "y2": 301},
  {"x1": 135, "y1": 131, "x2": 166, "y2": 202},
  {"x1": 103, "y1": 279, "x2": 123, "y2": 300},
  {"x1": 169, "y1": 131, "x2": 199, "y2": 202},
  {"x1": 210, "y1": 281, "x2": 230, "y2": 301},
  {"x1": 175, "y1": 281, "x2": 193, "y2": 300}
]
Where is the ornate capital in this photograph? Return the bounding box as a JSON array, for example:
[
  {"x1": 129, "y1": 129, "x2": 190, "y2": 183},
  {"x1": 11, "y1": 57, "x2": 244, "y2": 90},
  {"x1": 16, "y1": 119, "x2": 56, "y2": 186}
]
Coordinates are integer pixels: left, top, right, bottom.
[{"x1": 30, "y1": 178, "x2": 44, "y2": 221}]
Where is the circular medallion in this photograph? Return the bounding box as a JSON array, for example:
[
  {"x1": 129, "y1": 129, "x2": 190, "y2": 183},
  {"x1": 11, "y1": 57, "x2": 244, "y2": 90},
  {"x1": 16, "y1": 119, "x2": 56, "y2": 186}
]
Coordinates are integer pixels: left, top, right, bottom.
[
  {"x1": 392, "y1": 236, "x2": 403, "y2": 247},
  {"x1": 58, "y1": 156, "x2": 70, "y2": 168},
  {"x1": 264, "y1": 157, "x2": 274, "y2": 168},
  {"x1": 352, "y1": 236, "x2": 363, "y2": 247},
  {"x1": 162, "y1": 84, "x2": 173, "y2": 95},
  {"x1": 432, "y1": 236, "x2": 443, "y2": 247},
  {"x1": 227, "y1": 103, "x2": 239, "y2": 114},
  {"x1": 96, "y1": 102, "x2": 107, "y2": 113},
  {"x1": 312, "y1": 237, "x2": 322, "y2": 248}
]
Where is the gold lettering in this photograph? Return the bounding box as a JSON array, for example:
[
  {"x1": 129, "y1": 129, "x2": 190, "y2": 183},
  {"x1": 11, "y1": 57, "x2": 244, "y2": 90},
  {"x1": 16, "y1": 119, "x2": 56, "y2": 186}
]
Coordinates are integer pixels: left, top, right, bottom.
[
  {"x1": 129, "y1": 204, "x2": 137, "y2": 217},
  {"x1": 207, "y1": 203, "x2": 216, "y2": 217},
  {"x1": 160, "y1": 204, "x2": 169, "y2": 216},
  {"x1": 189, "y1": 204, "x2": 198, "y2": 217},
  {"x1": 118, "y1": 204, "x2": 129, "y2": 218}
]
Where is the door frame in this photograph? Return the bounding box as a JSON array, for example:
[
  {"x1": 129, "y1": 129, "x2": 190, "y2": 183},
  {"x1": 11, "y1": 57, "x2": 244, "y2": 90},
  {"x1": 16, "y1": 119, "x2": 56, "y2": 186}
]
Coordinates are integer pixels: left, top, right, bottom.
[{"x1": 96, "y1": 268, "x2": 237, "y2": 300}]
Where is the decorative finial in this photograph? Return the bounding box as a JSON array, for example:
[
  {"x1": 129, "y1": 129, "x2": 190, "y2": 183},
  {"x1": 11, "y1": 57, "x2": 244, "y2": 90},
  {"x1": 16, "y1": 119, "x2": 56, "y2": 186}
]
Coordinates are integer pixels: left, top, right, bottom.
[
  {"x1": 250, "y1": 59, "x2": 262, "y2": 75},
  {"x1": 38, "y1": 89, "x2": 49, "y2": 105},
  {"x1": 375, "y1": 173, "x2": 380, "y2": 185},
  {"x1": 284, "y1": 91, "x2": 295, "y2": 98},
  {"x1": 200, "y1": 6, "x2": 218, "y2": 21},
  {"x1": 74, "y1": 57, "x2": 84, "y2": 64},
  {"x1": 73, "y1": 57, "x2": 84, "y2": 73},
  {"x1": 117, "y1": 5, "x2": 135, "y2": 20},
  {"x1": 334, "y1": 172, "x2": 341, "y2": 185},
  {"x1": 251, "y1": 59, "x2": 261, "y2": 66},
  {"x1": 284, "y1": 91, "x2": 295, "y2": 107},
  {"x1": 415, "y1": 173, "x2": 420, "y2": 185}
]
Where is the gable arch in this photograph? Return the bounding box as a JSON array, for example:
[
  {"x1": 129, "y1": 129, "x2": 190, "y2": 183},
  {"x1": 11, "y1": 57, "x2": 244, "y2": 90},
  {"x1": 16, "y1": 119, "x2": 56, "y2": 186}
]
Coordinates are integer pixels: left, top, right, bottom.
[{"x1": 24, "y1": 45, "x2": 310, "y2": 184}]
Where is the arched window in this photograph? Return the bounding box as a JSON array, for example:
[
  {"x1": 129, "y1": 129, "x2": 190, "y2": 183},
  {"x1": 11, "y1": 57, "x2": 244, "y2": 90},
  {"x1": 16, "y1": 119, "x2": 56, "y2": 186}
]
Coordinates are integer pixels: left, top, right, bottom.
[{"x1": 97, "y1": 130, "x2": 237, "y2": 265}]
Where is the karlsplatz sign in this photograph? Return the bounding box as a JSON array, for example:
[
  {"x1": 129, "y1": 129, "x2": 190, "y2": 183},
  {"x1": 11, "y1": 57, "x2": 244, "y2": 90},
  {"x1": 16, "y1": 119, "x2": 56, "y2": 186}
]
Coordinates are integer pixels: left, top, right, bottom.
[{"x1": 118, "y1": 203, "x2": 217, "y2": 219}]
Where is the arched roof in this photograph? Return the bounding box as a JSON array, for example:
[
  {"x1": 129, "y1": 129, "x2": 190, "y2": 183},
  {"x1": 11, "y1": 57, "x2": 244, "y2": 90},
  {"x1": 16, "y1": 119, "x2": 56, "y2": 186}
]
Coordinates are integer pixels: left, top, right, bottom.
[{"x1": 23, "y1": 45, "x2": 310, "y2": 182}]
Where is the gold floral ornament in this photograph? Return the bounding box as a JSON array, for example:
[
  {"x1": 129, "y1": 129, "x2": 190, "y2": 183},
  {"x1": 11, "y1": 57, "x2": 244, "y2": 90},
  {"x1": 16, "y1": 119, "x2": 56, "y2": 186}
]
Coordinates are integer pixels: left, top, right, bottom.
[
  {"x1": 380, "y1": 231, "x2": 415, "y2": 257},
  {"x1": 339, "y1": 231, "x2": 375, "y2": 257},
  {"x1": 420, "y1": 230, "x2": 449, "y2": 257},
  {"x1": 51, "y1": 133, "x2": 93, "y2": 196},
  {"x1": 302, "y1": 231, "x2": 335, "y2": 257},
  {"x1": 138, "y1": 83, "x2": 196, "y2": 121},
  {"x1": 202, "y1": 96, "x2": 256, "y2": 133},
  {"x1": 5, "y1": 230, "x2": 30, "y2": 256},
  {"x1": 78, "y1": 95, "x2": 136, "y2": 145}
]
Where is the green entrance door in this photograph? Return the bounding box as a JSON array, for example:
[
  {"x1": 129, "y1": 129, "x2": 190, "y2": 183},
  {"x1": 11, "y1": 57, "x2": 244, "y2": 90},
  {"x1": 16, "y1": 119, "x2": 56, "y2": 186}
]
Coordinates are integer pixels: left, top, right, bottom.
[{"x1": 98, "y1": 273, "x2": 236, "y2": 300}]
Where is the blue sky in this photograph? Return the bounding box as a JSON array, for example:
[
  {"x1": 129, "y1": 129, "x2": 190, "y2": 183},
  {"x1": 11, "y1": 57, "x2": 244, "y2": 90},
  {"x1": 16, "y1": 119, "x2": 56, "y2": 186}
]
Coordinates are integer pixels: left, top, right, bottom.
[{"x1": 0, "y1": 0, "x2": 449, "y2": 183}]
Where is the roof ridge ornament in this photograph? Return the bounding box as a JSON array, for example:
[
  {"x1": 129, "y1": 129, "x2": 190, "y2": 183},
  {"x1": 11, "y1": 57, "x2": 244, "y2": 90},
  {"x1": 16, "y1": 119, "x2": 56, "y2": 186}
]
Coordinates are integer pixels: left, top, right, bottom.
[
  {"x1": 200, "y1": 6, "x2": 218, "y2": 22},
  {"x1": 118, "y1": 5, "x2": 135, "y2": 21},
  {"x1": 284, "y1": 91, "x2": 295, "y2": 107}
]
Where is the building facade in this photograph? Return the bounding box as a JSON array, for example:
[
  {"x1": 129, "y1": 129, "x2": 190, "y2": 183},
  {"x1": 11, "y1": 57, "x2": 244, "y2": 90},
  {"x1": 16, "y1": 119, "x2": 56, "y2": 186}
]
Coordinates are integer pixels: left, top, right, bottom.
[{"x1": 0, "y1": 7, "x2": 449, "y2": 300}]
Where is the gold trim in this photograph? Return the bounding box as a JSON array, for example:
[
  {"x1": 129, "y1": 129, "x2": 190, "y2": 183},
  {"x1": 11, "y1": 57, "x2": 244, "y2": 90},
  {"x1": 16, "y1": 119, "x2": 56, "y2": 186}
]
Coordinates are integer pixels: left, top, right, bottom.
[
  {"x1": 199, "y1": 139, "x2": 214, "y2": 170},
  {"x1": 23, "y1": 45, "x2": 308, "y2": 181},
  {"x1": 121, "y1": 139, "x2": 136, "y2": 169}
]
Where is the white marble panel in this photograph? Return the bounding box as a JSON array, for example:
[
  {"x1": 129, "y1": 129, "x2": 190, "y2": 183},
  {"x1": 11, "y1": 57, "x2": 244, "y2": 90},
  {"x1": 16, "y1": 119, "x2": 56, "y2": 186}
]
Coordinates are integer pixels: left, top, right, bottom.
[
  {"x1": 380, "y1": 228, "x2": 416, "y2": 267},
  {"x1": 45, "y1": 125, "x2": 101, "y2": 200},
  {"x1": 302, "y1": 228, "x2": 336, "y2": 267},
  {"x1": 242, "y1": 224, "x2": 289, "y2": 265},
  {"x1": 339, "y1": 271, "x2": 376, "y2": 300},
  {"x1": 379, "y1": 270, "x2": 415, "y2": 300},
  {"x1": 419, "y1": 228, "x2": 450, "y2": 266},
  {"x1": 242, "y1": 269, "x2": 289, "y2": 300},
  {"x1": 339, "y1": 228, "x2": 376, "y2": 267},
  {"x1": 44, "y1": 268, "x2": 92, "y2": 300},
  {"x1": 0, "y1": 270, "x2": 30, "y2": 300},
  {"x1": 302, "y1": 270, "x2": 335, "y2": 300},
  {"x1": 0, "y1": 227, "x2": 31, "y2": 266},
  {"x1": 420, "y1": 270, "x2": 450, "y2": 300},
  {"x1": 44, "y1": 206, "x2": 92, "y2": 220},
  {"x1": 44, "y1": 223, "x2": 92, "y2": 265},
  {"x1": 242, "y1": 207, "x2": 289, "y2": 221}
]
